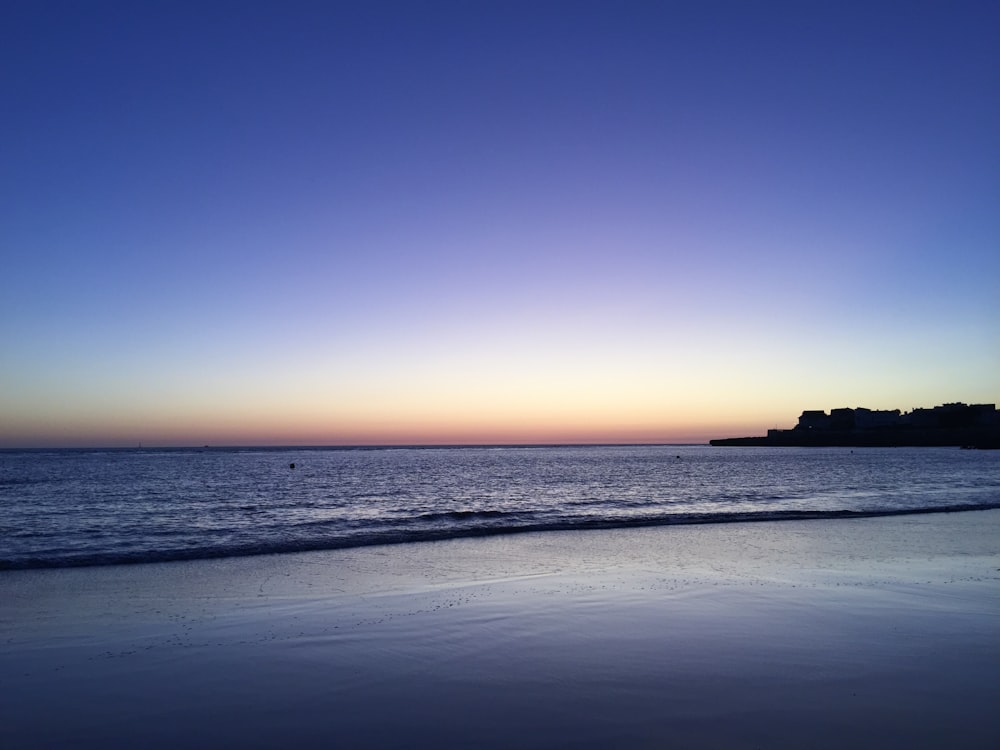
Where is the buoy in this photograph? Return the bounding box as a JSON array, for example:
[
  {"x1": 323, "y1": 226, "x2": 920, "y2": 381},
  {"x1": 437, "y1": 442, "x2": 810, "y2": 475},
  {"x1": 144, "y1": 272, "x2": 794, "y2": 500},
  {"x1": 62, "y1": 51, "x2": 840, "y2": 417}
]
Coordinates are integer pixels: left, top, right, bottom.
[{"x1": 289, "y1": 463, "x2": 296, "y2": 469}]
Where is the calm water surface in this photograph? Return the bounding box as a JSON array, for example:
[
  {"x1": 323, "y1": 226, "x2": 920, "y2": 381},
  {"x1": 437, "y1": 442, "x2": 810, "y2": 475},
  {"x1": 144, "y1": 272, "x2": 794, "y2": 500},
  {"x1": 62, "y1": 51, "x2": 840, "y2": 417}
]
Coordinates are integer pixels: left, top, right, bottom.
[{"x1": 1, "y1": 445, "x2": 998, "y2": 568}]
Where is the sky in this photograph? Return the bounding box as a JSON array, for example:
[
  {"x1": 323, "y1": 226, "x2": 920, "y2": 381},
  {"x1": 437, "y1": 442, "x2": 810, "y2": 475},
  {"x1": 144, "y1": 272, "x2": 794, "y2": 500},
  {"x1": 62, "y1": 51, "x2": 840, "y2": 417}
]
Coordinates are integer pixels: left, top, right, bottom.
[{"x1": 2, "y1": 0, "x2": 998, "y2": 447}]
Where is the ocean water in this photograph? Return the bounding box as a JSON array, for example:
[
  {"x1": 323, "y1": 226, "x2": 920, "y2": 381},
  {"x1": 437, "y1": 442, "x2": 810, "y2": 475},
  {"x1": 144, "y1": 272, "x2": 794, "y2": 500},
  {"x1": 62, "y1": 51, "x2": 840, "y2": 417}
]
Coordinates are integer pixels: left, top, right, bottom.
[{"x1": 1, "y1": 445, "x2": 998, "y2": 569}]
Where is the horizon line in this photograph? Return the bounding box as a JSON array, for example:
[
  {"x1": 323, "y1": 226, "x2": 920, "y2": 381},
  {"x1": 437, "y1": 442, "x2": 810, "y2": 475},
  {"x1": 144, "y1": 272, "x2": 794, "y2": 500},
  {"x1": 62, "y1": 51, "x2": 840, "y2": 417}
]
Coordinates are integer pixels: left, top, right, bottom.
[{"x1": 0, "y1": 441, "x2": 712, "y2": 452}]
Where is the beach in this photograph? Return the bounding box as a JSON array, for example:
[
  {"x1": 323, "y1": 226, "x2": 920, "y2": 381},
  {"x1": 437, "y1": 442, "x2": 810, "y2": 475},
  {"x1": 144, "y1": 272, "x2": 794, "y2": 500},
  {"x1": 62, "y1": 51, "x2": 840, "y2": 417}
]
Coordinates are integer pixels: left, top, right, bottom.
[{"x1": 3, "y1": 510, "x2": 999, "y2": 749}]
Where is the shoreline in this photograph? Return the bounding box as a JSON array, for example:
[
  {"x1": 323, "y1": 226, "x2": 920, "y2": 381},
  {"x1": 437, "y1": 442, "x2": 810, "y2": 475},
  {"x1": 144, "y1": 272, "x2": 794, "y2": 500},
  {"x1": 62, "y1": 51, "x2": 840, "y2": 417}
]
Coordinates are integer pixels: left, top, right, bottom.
[
  {"x1": 710, "y1": 434, "x2": 1000, "y2": 448},
  {"x1": 3, "y1": 510, "x2": 999, "y2": 748},
  {"x1": 8, "y1": 500, "x2": 1000, "y2": 573}
]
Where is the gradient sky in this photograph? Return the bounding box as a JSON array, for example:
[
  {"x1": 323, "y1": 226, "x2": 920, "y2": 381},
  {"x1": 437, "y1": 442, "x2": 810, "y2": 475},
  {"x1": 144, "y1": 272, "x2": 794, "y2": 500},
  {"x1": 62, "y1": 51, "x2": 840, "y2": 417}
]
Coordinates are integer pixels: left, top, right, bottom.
[{"x1": 2, "y1": 0, "x2": 998, "y2": 447}]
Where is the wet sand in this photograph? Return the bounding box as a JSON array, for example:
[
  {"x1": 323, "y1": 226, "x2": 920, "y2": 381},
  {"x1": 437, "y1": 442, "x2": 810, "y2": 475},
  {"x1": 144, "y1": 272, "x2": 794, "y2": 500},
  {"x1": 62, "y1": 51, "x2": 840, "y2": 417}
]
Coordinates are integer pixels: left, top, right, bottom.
[{"x1": 2, "y1": 511, "x2": 999, "y2": 748}]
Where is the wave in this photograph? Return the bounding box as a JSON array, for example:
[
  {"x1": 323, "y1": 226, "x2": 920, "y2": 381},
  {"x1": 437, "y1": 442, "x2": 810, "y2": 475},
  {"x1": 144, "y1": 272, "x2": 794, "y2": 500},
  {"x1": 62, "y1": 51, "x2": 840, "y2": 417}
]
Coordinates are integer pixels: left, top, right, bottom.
[
  {"x1": 412, "y1": 509, "x2": 513, "y2": 522},
  {"x1": 3, "y1": 501, "x2": 999, "y2": 572}
]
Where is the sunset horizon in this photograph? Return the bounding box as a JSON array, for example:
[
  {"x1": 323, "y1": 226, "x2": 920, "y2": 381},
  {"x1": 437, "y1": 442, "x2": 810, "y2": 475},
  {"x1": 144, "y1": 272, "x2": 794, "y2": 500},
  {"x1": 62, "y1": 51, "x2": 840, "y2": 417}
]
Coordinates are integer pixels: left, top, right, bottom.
[
  {"x1": 4, "y1": 5, "x2": 999, "y2": 745},
  {"x1": 3, "y1": 1, "x2": 997, "y2": 450},
  {"x1": 5, "y1": 397, "x2": 996, "y2": 449}
]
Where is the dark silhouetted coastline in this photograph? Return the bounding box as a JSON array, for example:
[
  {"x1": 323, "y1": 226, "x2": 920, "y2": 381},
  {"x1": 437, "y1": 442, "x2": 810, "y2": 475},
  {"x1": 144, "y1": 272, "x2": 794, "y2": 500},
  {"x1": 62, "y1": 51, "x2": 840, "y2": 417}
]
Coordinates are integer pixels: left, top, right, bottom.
[{"x1": 711, "y1": 402, "x2": 1000, "y2": 448}]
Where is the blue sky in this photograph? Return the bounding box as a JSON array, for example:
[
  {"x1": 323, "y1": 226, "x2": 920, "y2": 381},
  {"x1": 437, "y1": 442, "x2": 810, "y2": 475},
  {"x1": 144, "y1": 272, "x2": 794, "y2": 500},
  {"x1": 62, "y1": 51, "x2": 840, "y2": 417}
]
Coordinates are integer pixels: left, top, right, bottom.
[{"x1": 2, "y1": 1, "x2": 998, "y2": 446}]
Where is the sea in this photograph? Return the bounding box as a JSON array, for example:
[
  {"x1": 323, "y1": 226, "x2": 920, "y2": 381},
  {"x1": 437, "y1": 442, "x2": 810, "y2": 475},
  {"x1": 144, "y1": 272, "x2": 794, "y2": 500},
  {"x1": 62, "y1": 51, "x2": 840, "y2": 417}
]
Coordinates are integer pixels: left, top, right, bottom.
[{"x1": 2, "y1": 444, "x2": 998, "y2": 570}]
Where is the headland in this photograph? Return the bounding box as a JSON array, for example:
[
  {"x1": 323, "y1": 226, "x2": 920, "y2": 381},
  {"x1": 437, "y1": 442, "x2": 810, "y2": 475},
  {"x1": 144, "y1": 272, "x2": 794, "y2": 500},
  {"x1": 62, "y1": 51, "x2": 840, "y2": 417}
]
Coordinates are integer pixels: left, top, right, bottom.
[{"x1": 711, "y1": 402, "x2": 1000, "y2": 448}]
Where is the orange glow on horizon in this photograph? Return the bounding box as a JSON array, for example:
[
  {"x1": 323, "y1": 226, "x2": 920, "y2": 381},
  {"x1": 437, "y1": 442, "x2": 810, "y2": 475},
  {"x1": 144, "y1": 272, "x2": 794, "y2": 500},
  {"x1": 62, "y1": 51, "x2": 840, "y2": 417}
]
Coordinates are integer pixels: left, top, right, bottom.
[{"x1": 0, "y1": 410, "x2": 778, "y2": 448}]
